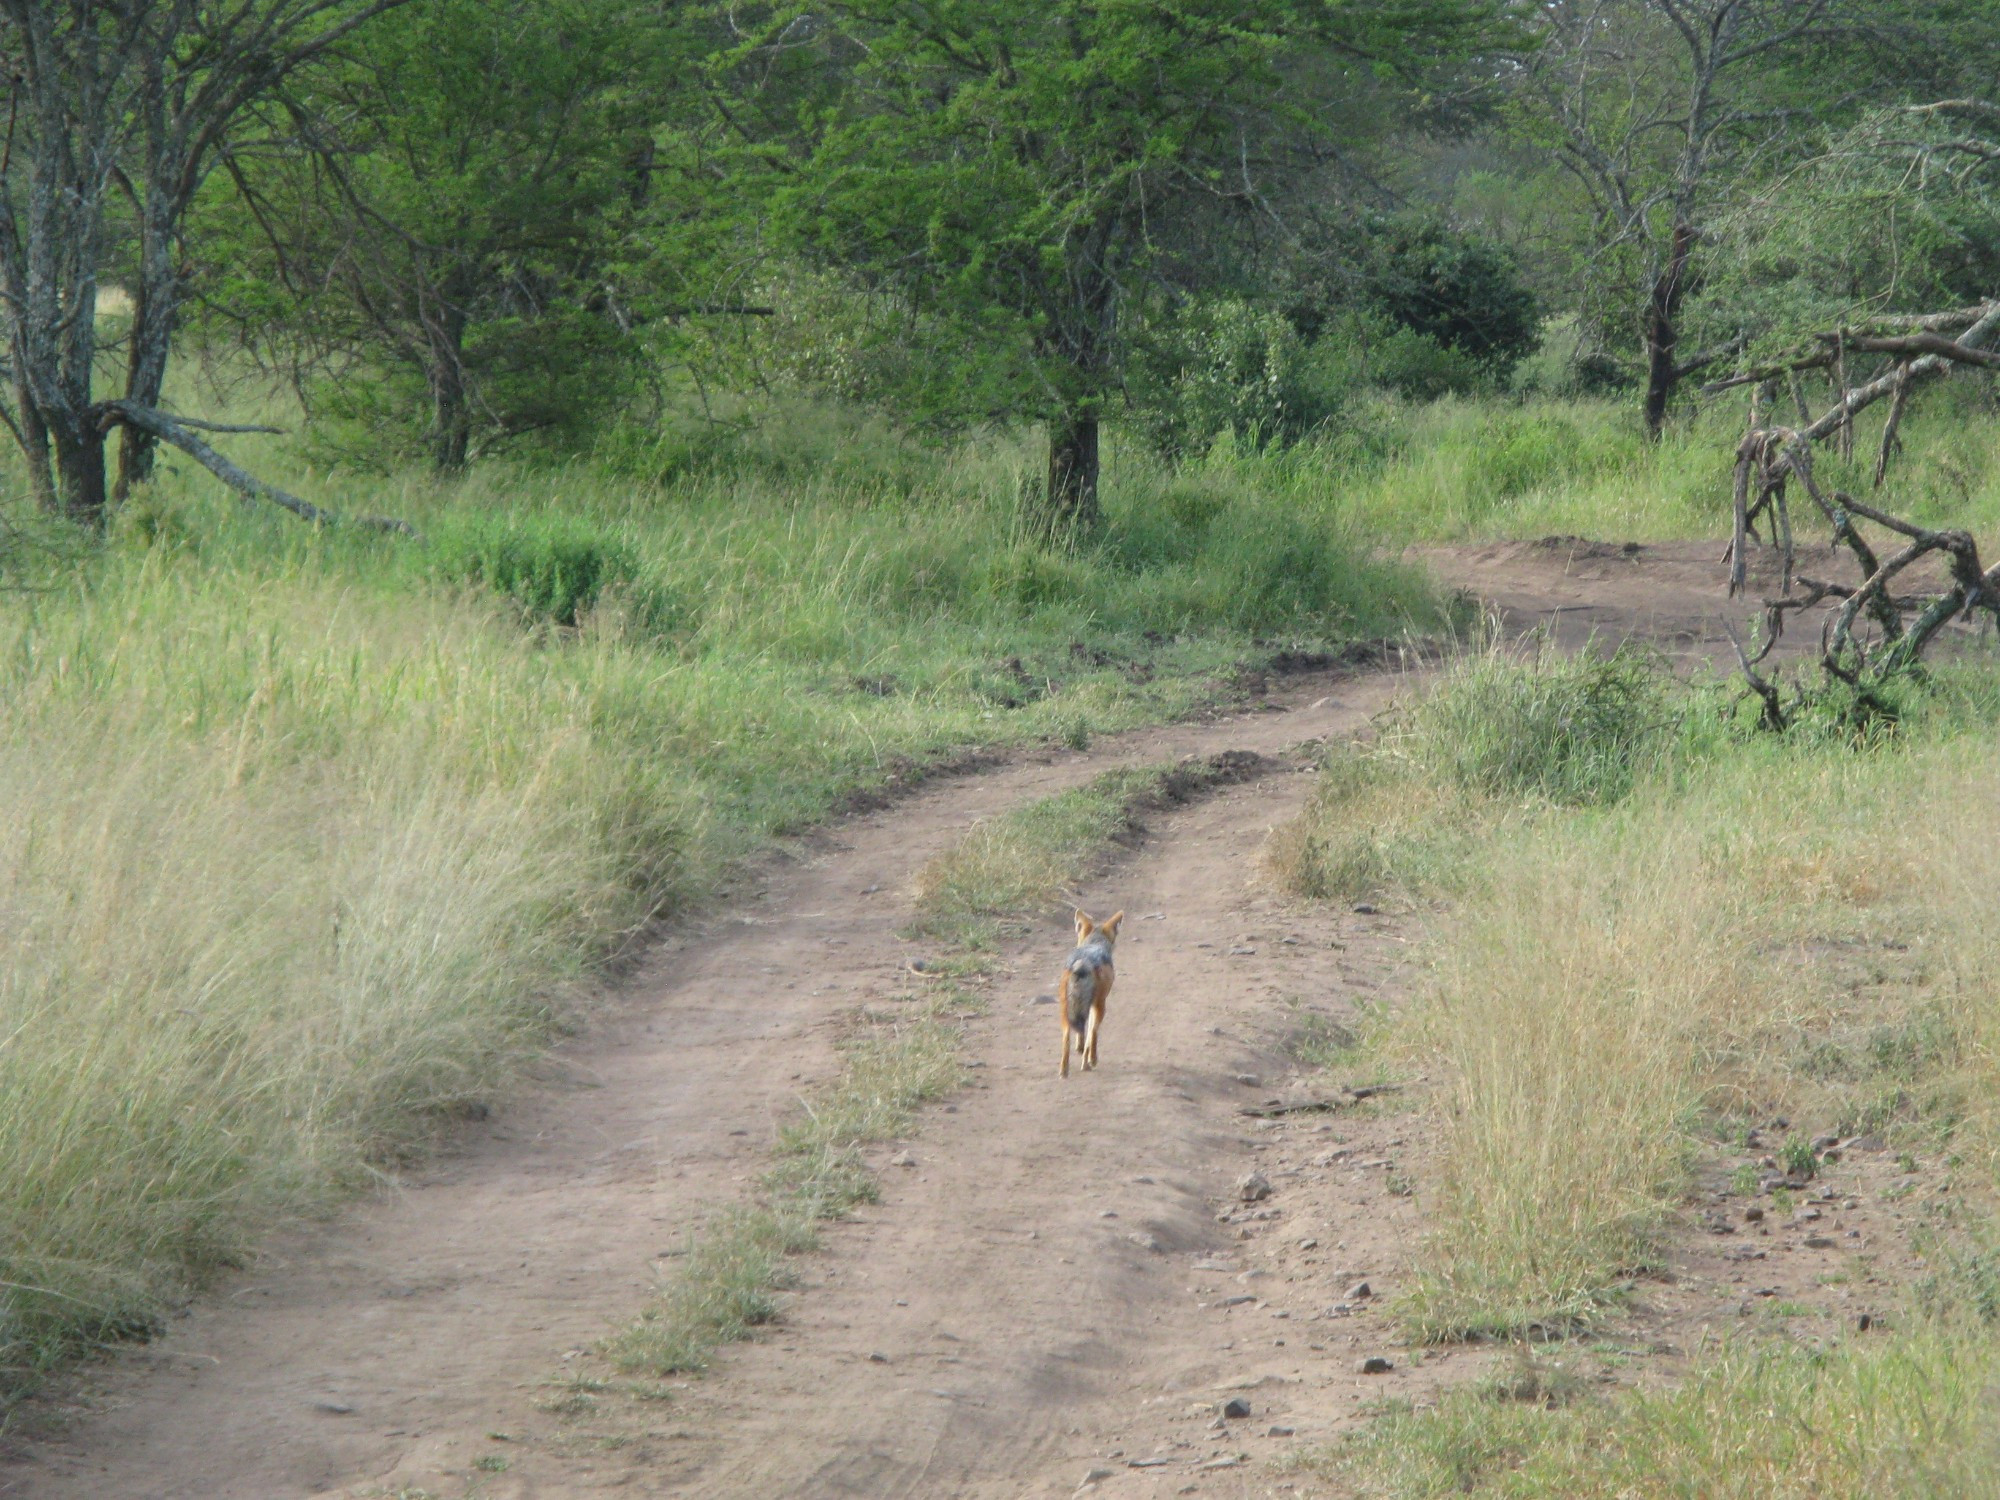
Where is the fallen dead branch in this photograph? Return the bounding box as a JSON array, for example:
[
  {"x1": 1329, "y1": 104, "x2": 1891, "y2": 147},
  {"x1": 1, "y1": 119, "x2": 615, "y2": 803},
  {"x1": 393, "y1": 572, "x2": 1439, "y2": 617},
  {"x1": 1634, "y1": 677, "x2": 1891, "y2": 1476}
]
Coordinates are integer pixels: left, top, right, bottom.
[
  {"x1": 98, "y1": 400, "x2": 419, "y2": 536},
  {"x1": 1714, "y1": 298, "x2": 2000, "y2": 711}
]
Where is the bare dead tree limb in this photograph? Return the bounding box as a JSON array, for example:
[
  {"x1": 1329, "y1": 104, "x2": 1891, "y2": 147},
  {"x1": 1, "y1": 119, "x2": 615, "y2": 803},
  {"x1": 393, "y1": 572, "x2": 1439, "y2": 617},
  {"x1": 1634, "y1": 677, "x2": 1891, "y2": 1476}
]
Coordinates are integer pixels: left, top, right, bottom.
[
  {"x1": 1722, "y1": 620, "x2": 1786, "y2": 731},
  {"x1": 1716, "y1": 296, "x2": 2000, "y2": 716},
  {"x1": 98, "y1": 401, "x2": 418, "y2": 536}
]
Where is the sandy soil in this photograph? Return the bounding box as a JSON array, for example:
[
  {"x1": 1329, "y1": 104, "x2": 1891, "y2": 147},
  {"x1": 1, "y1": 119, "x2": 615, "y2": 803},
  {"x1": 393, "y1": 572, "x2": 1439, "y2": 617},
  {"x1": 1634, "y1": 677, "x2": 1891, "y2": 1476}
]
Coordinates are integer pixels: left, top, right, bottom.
[{"x1": 0, "y1": 537, "x2": 1935, "y2": 1500}]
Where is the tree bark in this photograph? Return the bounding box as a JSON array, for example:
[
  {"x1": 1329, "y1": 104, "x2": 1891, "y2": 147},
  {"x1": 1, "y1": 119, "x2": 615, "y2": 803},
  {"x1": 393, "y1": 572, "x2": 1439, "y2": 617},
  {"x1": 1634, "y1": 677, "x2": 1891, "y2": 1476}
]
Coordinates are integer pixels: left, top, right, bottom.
[
  {"x1": 430, "y1": 299, "x2": 471, "y2": 472},
  {"x1": 1642, "y1": 221, "x2": 1697, "y2": 439},
  {"x1": 1044, "y1": 408, "x2": 1100, "y2": 531},
  {"x1": 52, "y1": 416, "x2": 109, "y2": 528},
  {"x1": 16, "y1": 384, "x2": 55, "y2": 513}
]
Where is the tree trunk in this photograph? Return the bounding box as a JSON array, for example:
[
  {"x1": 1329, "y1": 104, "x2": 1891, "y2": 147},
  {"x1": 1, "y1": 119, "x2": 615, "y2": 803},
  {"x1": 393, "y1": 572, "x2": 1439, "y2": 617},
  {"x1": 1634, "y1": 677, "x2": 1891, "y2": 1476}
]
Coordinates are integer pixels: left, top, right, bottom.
[
  {"x1": 1642, "y1": 222, "x2": 1697, "y2": 439},
  {"x1": 117, "y1": 247, "x2": 182, "y2": 499},
  {"x1": 1043, "y1": 408, "x2": 1100, "y2": 531},
  {"x1": 16, "y1": 383, "x2": 56, "y2": 513},
  {"x1": 430, "y1": 300, "x2": 471, "y2": 472},
  {"x1": 52, "y1": 417, "x2": 109, "y2": 528}
]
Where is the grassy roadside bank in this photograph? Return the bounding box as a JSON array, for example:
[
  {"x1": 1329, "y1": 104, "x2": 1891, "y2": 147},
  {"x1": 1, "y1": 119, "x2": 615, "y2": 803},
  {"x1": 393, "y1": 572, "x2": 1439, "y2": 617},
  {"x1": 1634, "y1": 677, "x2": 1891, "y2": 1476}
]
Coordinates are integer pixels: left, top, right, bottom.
[
  {"x1": 1271, "y1": 645, "x2": 2000, "y2": 1495},
  {"x1": 0, "y1": 414, "x2": 1430, "y2": 1406}
]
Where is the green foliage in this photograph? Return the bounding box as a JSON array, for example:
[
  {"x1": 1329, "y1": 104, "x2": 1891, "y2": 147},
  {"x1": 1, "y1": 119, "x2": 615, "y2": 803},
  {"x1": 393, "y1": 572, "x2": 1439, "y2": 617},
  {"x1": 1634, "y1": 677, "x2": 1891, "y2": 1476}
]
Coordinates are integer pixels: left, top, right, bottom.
[
  {"x1": 197, "y1": 0, "x2": 707, "y2": 469},
  {"x1": 1287, "y1": 215, "x2": 1542, "y2": 373},
  {"x1": 423, "y1": 510, "x2": 687, "y2": 633},
  {"x1": 1401, "y1": 639, "x2": 1676, "y2": 806},
  {"x1": 1694, "y1": 106, "x2": 2000, "y2": 359},
  {"x1": 1126, "y1": 299, "x2": 1338, "y2": 459},
  {"x1": 766, "y1": 0, "x2": 1518, "y2": 511}
]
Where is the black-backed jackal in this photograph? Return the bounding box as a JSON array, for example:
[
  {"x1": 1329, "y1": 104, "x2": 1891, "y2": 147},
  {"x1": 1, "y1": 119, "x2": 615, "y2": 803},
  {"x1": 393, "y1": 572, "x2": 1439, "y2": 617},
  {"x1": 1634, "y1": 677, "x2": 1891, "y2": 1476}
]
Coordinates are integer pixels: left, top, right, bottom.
[{"x1": 1058, "y1": 908, "x2": 1122, "y2": 1078}]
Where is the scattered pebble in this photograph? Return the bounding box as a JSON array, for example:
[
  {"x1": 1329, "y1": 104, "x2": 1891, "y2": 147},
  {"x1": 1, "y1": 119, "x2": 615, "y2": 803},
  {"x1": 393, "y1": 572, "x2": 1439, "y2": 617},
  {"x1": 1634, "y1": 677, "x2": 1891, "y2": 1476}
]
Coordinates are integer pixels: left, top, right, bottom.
[
  {"x1": 1237, "y1": 1172, "x2": 1273, "y2": 1202},
  {"x1": 1234, "y1": 1073, "x2": 1262, "y2": 1087},
  {"x1": 869, "y1": 1351, "x2": 890, "y2": 1363},
  {"x1": 890, "y1": 1150, "x2": 916, "y2": 1168},
  {"x1": 312, "y1": 1401, "x2": 354, "y2": 1415},
  {"x1": 1357, "y1": 1356, "x2": 1393, "y2": 1375},
  {"x1": 1345, "y1": 1280, "x2": 1372, "y2": 1301},
  {"x1": 1079, "y1": 1466, "x2": 1116, "y2": 1487},
  {"x1": 1128, "y1": 1231, "x2": 1164, "y2": 1252},
  {"x1": 1351, "y1": 902, "x2": 1378, "y2": 915},
  {"x1": 1267, "y1": 1424, "x2": 1295, "y2": 1437},
  {"x1": 1220, "y1": 1396, "x2": 1253, "y2": 1419}
]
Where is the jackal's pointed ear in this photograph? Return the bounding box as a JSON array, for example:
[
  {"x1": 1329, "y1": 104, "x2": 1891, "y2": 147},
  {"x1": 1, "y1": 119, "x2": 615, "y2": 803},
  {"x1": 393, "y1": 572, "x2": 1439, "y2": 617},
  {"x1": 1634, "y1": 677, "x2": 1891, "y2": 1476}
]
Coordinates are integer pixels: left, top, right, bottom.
[
  {"x1": 1099, "y1": 911, "x2": 1124, "y2": 941},
  {"x1": 1074, "y1": 908, "x2": 1094, "y2": 942}
]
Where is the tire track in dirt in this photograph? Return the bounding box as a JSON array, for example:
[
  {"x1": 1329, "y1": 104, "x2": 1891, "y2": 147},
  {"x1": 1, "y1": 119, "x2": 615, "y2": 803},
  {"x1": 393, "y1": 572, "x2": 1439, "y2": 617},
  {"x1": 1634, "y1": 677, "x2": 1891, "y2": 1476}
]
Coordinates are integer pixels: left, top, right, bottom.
[{"x1": 0, "y1": 540, "x2": 1787, "y2": 1499}]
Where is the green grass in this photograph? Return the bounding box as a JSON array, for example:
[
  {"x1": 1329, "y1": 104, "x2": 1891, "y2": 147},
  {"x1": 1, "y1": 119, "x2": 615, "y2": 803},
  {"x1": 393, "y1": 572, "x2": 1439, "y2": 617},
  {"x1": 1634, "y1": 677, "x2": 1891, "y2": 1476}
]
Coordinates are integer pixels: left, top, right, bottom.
[
  {"x1": 911, "y1": 755, "x2": 1256, "y2": 944},
  {"x1": 1268, "y1": 636, "x2": 1678, "y2": 907},
  {"x1": 1180, "y1": 384, "x2": 2000, "y2": 544},
  {"x1": 1311, "y1": 1327, "x2": 2000, "y2": 1498}
]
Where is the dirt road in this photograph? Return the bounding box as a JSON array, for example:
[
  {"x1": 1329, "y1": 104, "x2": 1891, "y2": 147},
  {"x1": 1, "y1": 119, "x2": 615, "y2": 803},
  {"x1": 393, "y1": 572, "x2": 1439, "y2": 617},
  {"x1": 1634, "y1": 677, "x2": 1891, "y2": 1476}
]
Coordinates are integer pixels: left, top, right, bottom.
[{"x1": 0, "y1": 540, "x2": 1802, "y2": 1500}]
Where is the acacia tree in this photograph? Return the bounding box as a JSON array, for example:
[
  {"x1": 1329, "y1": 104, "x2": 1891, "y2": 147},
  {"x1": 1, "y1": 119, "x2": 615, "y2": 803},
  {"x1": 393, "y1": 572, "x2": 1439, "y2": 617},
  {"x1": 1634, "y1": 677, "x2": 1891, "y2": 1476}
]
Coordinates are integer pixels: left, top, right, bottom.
[
  {"x1": 1516, "y1": 0, "x2": 1839, "y2": 435},
  {"x1": 0, "y1": 0, "x2": 409, "y2": 527},
  {"x1": 206, "y1": 0, "x2": 706, "y2": 472},
  {"x1": 763, "y1": 0, "x2": 1514, "y2": 529}
]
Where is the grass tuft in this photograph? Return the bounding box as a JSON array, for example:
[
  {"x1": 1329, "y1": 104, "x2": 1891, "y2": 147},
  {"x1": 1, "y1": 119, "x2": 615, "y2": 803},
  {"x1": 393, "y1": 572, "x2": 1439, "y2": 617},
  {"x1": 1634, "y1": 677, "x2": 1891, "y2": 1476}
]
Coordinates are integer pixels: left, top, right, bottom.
[{"x1": 913, "y1": 754, "x2": 1260, "y2": 943}]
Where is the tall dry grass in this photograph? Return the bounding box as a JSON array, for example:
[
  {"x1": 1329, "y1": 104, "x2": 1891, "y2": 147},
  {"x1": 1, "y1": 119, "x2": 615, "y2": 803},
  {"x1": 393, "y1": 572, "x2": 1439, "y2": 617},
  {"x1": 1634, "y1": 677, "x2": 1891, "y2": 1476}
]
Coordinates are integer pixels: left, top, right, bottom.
[
  {"x1": 1283, "y1": 652, "x2": 2000, "y2": 1491},
  {"x1": 1405, "y1": 719, "x2": 2000, "y2": 1336},
  {"x1": 1274, "y1": 646, "x2": 2000, "y2": 1339}
]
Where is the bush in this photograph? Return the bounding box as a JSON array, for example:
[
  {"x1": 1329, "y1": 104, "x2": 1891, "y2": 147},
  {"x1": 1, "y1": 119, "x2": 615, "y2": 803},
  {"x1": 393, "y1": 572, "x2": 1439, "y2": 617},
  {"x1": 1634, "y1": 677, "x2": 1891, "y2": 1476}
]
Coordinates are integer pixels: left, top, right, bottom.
[
  {"x1": 1283, "y1": 214, "x2": 1541, "y2": 377},
  {"x1": 1356, "y1": 216, "x2": 1542, "y2": 371},
  {"x1": 1401, "y1": 639, "x2": 1675, "y2": 806},
  {"x1": 1125, "y1": 297, "x2": 1345, "y2": 460},
  {"x1": 426, "y1": 510, "x2": 687, "y2": 633}
]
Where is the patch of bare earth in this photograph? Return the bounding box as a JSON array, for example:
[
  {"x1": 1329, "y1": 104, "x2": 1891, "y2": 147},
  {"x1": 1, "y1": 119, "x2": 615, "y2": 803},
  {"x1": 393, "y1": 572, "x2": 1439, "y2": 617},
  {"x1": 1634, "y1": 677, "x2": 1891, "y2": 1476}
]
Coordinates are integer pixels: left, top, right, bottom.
[{"x1": 0, "y1": 539, "x2": 1958, "y2": 1499}]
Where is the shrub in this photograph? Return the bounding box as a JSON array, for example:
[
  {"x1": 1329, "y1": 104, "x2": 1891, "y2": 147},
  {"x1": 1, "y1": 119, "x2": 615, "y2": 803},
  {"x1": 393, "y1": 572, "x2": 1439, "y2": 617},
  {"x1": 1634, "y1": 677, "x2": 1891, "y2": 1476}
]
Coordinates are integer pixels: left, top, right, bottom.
[
  {"x1": 1125, "y1": 297, "x2": 1346, "y2": 460},
  {"x1": 426, "y1": 510, "x2": 687, "y2": 633},
  {"x1": 1401, "y1": 639, "x2": 1675, "y2": 806}
]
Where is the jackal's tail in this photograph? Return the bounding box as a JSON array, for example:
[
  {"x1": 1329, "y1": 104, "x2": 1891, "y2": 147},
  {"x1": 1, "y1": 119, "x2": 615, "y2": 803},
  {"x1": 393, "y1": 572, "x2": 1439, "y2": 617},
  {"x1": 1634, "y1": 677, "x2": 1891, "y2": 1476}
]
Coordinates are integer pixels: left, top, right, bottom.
[{"x1": 1065, "y1": 959, "x2": 1097, "y2": 1032}]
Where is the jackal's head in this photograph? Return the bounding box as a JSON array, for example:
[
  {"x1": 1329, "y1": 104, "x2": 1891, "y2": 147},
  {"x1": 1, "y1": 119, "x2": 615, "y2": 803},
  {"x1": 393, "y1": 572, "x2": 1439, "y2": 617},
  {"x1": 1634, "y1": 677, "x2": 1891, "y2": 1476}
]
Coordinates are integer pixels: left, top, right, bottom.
[{"x1": 1073, "y1": 908, "x2": 1125, "y2": 947}]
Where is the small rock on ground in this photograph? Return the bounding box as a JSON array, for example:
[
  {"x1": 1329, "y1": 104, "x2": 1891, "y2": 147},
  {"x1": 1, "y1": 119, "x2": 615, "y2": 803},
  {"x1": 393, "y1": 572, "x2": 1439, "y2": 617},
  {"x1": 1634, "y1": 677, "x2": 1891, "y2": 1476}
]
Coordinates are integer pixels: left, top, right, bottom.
[
  {"x1": 1357, "y1": 1356, "x2": 1394, "y2": 1375},
  {"x1": 1237, "y1": 1172, "x2": 1272, "y2": 1202}
]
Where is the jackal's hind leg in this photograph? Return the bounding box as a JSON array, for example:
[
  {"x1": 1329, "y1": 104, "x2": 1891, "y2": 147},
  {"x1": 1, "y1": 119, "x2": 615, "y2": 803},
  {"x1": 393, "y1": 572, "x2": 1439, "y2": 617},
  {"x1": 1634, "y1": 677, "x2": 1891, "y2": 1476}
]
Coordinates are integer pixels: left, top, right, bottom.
[{"x1": 1060, "y1": 1020, "x2": 1073, "y2": 1078}]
